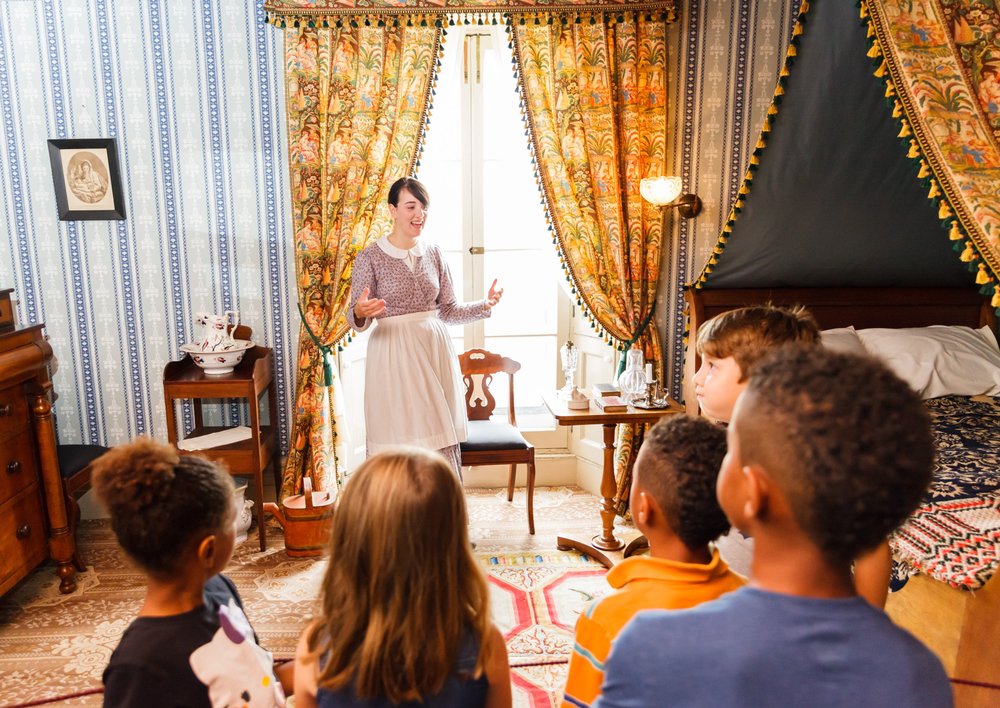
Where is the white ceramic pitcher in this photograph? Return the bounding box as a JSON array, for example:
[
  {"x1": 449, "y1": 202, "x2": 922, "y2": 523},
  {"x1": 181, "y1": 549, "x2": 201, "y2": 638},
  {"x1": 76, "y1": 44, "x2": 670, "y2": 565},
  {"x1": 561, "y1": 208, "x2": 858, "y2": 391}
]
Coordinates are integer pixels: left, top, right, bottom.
[{"x1": 194, "y1": 310, "x2": 240, "y2": 351}]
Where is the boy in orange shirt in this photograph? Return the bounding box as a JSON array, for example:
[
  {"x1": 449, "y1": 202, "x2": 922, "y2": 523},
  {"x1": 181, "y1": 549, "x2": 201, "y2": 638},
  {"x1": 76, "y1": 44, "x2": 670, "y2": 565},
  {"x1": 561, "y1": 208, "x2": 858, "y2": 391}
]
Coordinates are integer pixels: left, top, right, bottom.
[{"x1": 561, "y1": 416, "x2": 745, "y2": 708}]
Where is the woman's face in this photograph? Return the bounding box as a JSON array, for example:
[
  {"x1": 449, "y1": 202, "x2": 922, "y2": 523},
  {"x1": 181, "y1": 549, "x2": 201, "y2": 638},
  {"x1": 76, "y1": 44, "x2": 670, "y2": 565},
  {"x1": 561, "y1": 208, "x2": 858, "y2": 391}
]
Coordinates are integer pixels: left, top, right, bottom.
[{"x1": 388, "y1": 187, "x2": 427, "y2": 240}]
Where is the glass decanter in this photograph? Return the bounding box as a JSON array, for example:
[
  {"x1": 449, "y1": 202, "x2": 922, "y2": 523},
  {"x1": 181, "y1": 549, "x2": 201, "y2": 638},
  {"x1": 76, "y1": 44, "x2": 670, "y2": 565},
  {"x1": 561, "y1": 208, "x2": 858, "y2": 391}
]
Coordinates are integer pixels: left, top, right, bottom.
[
  {"x1": 618, "y1": 348, "x2": 648, "y2": 403},
  {"x1": 559, "y1": 339, "x2": 579, "y2": 398}
]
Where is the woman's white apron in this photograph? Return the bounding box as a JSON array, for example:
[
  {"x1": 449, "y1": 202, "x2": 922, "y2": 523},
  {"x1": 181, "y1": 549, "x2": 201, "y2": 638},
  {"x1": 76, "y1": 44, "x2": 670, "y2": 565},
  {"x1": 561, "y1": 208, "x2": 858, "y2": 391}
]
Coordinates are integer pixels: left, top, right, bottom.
[{"x1": 364, "y1": 310, "x2": 468, "y2": 454}]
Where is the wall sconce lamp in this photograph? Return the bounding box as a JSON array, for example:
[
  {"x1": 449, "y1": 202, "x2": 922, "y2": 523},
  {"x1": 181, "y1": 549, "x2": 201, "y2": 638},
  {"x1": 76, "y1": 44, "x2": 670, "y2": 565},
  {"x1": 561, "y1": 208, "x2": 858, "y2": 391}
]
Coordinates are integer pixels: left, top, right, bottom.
[{"x1": 639, "y1": 176, "x2": 702, "y2": 218}]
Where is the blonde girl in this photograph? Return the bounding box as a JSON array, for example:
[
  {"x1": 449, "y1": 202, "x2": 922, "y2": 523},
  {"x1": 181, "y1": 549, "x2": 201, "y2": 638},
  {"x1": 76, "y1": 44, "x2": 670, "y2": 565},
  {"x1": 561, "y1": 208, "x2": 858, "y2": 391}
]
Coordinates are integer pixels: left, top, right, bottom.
[{"x1": 294, "y1": 448, "x2": 511, "y2": 707}]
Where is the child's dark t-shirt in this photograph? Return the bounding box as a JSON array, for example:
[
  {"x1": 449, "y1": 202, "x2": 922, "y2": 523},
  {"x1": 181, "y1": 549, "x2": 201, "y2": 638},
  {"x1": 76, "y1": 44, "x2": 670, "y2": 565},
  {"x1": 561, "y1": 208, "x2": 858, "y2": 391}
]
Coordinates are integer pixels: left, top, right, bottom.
[{"x1": 103, "y1": 574, "x2": 282, "y2": 708}]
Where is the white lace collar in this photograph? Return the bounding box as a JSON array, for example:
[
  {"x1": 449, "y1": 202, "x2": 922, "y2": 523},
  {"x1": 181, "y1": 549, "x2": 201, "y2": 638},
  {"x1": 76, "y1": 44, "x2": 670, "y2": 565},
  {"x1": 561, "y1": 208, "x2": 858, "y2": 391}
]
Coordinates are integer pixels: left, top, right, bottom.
[{"x1": 377, "y1": 236, "x2": 427, "y2": 259}]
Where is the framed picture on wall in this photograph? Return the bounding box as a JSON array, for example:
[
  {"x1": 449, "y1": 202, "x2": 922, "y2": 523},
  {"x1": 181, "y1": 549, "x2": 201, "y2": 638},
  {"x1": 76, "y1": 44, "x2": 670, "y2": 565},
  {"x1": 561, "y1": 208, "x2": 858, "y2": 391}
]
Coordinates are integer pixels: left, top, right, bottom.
[{"x1": 47, "y1": 138, "x2": 126, "y2": 221}]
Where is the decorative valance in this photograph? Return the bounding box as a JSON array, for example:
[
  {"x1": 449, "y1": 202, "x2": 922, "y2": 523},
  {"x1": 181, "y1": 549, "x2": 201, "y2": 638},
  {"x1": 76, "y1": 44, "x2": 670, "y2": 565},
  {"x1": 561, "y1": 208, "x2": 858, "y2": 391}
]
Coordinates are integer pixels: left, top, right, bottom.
[
  {"x1": 264, "y1": 0, "x2": 677, "y2": 26},
  {"x1": 863, "y1": 0, "x2": 1000, "y2": 310}
]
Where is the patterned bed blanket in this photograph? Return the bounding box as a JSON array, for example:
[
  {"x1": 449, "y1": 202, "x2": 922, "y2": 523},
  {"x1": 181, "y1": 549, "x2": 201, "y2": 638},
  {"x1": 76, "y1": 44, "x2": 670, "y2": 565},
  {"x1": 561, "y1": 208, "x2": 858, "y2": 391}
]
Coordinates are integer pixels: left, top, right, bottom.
[{"x1": 890, "y1": 396, "x2": 1000, "y2": 591}]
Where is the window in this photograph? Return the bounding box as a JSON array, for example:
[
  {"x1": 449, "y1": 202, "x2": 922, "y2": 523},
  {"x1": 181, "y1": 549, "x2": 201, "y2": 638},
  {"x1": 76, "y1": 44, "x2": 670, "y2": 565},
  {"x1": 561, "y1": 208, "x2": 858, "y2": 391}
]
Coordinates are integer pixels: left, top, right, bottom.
[{"x1": 418, "y1": 25, "x2": 569, "y2": 429}]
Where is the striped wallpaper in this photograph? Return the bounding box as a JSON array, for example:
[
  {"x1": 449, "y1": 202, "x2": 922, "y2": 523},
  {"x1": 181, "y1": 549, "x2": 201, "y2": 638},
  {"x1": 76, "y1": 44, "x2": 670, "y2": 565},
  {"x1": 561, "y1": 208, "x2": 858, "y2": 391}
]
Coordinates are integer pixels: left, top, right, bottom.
[
  {"x1": 662, "y1": 0, "x2": 802, "y2": 398},
  {"x1": 0, "y1": 0, "x2": 296, "y2": 449},
  {"x1": 0, "y1": 0, "x2": 797, "y2": 450}
]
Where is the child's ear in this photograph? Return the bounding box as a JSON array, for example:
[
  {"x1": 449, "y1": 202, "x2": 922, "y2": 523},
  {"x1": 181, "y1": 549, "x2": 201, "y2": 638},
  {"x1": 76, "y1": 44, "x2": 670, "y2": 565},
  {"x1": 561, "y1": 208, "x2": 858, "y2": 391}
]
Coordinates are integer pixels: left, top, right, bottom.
[
  {"x1": 196, "y1": 534, "x2": 217, "y2": 568},
  {"x1": 741, "y1": 464, "x2": 770, "y2": 521},
  {"x1": 634, "y1": 490, "x2": 652, "y2": 527}
]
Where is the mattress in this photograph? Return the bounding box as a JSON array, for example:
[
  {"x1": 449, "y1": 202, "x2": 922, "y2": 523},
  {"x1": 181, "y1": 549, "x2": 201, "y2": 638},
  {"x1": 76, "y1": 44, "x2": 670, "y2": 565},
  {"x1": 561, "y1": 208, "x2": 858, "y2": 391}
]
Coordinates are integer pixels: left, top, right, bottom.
[{"x1": 890, "y1": 395, "x2": 1000, "y2": 591}]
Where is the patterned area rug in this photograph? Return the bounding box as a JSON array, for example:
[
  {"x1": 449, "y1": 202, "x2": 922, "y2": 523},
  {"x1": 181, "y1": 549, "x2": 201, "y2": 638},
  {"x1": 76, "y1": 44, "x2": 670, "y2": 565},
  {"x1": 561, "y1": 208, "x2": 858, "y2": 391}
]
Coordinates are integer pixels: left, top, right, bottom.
[
  {"x1": 486, "y1": 553, "x2": 609, "y2": 706},
  {"x1": 0, "y1": 486, "x2": 612, "y2": 707}
]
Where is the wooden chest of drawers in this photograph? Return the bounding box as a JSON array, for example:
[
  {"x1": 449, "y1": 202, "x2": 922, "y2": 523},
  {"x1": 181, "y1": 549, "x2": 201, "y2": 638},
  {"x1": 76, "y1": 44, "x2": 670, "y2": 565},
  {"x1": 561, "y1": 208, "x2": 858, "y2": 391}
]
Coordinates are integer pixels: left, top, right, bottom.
[{"x1": 0, "y1": 321, "x2": 76, "y2": 595}]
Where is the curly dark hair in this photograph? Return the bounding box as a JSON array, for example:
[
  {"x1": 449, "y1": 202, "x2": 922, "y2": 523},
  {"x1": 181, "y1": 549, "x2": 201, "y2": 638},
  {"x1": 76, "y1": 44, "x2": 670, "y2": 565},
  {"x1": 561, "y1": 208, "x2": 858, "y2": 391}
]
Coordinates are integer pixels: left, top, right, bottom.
[
  {"x1": 697, "y1": 305, "x2": 820, "y2": 381},
  {"x1": 638, "y1": 415, "x2": 730, "y2": 549},
  {"x1": 388, "y1": 177, "x2": 429, "y2": 208},
  {"x1": 91, "y1": 438, "x2": 234, "y2": 575},
  {"x1": 738, "y1": 346, "x2": 934, "y2": 564}
]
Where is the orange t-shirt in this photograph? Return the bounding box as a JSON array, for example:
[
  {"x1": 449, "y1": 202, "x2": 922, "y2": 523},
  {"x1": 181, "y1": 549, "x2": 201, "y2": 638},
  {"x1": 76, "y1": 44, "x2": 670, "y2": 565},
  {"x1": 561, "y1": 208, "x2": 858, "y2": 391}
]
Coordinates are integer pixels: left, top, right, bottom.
[{"x1": 561, "y1": 550, "x2": 745, "y2": 707}]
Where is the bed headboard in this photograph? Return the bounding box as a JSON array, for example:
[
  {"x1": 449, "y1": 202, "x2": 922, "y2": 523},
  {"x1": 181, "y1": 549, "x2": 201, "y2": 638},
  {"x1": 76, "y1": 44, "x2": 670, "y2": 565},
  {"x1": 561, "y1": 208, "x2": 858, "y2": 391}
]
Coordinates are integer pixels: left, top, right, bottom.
[{"x1": 682, "y1": 286, "x2": 997, "y2": 413}]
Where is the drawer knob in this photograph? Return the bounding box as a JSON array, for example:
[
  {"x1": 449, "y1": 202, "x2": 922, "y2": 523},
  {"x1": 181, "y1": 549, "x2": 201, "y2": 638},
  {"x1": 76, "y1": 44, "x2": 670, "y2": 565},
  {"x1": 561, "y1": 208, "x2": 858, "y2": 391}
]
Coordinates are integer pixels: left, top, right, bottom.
[
  {"x1": 16, "y1": 524, "x2": 31, "y2": 539},
  {"x1": 6, "y1": 460, "x2": 20, "y2": 474},
  {"x1": 0, "y1": 403, "x2": 10, "y2": 416}
]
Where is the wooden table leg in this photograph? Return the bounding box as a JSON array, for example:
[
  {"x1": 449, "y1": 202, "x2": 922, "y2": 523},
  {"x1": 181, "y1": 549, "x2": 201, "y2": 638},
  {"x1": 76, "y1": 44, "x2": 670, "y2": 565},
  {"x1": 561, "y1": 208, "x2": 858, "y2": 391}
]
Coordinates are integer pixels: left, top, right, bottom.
[
  {"x1": 593, "y1": 422, "x2": 624, "y2": 551},
  {"x1": 30, "y1": 391, "x2": 76, "y2": 594},
  {"x1": 557, "y1": 422, "x2": 628, "y2": 568},
  {"x1": 249, "y1": 391, "x2": 266, "y2": 552}
]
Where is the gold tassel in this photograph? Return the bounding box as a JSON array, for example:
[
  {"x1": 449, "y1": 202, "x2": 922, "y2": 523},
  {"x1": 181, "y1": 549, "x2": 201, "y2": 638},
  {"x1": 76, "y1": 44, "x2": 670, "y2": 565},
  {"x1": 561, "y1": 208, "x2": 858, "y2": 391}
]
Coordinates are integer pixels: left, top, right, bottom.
[
  {"x1": 949, "y1": 221, "x2": 962, "y2": 240},
  {"x1": 892, "y1": 101, "x2": 903, "y2": 118},
  {"x1": 927, "y1": 180, "x2": 940, "y2": 199},
  {"x1": 859, "y1": 3, "x2": 868, "y2": 19},
  {"x1": 719, "y1": 235, "x2": 728, "y2": 244},
  {"x1": 756, "y1": 137, "x2": 767, "y2": 150},
  {"x1": 917, "y1": 161, "x2": 930, "y2": 179},
  {"x1": 787, "y1": 45, "x2": 797, "y2": 58},
  {"x1": 723, "y1": 223, "x2": 733, "y2": 233},
  {"x1": 885, "y1": 84, "x2": 896, "y2": 98},
  {"x1": 768, "y1": 104, "x2": 778, "y2": 116},
  {"x1": 793, "y1": 22, "x2": 803, "y2": 37},
  {"x1": 976, "y1": 265, "x2": 991, "y2": 285},
  {"x1": 898, "y1": 121, "x2": 911, "y2": 138},
  {"x1": 992, "y1": 286, "x2": 1000, "y2": 309},
  {"x1": 734, "y1": 198, "x2": 745, "y2": 210},
  {"x1": 750, "y1": 154, "x2": 760, "y2": 166},
  {"x1": 867, "y1": 23, "x2": 875, "y2": 39},
  {"x1": 780, "y1": 65, "x2": 790, "y2": 78},
  {"x1": 713, "y1": 245, "x2": 724, "y2": 255},
  {"x1": 739, "y1": 183, "x2": 749, "y2": 196},
  {"x1": 775, "y1": 83, "x2": 785, "y2": 96},
  {"x1": 867, "y1": 43, "x2": 881, "y2": 59},
  {"x1": 960, "y1": 243, "x2": 975, "y2": 262},
  {"x1": 939, "y1": 201, "x2": 953, "y2": 219},
  {"x1": 801, "y1": 0, "x2": 809, "y2": 12},
  {"x1": 874, "y1": 61, "x2": 887, "y2": 78},
  {"x1": 907, "y1": 140, "x2": 920, "y2": 159}
]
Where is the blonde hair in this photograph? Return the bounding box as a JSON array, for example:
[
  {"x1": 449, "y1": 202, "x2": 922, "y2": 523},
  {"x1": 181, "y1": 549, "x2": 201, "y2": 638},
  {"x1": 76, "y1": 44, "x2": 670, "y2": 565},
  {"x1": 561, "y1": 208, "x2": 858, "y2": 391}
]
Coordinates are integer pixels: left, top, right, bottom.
[
  {"x1": 696, "y1": 304, "x2": 820, "y2": 381},
  {"x1": 308, "y1": 448, "x2": 493, "y2": 702}
]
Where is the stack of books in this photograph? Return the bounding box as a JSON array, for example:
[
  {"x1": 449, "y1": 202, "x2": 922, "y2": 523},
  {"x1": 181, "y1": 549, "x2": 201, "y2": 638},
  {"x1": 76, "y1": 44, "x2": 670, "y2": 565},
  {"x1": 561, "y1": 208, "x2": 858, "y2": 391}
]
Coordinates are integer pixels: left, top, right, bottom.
[
  {"x1": 591, "y1": 383, "x2": 621, "y2": 399},
  {"x1": 593, "y1": 394, "x2": 628, "y2": 413}
]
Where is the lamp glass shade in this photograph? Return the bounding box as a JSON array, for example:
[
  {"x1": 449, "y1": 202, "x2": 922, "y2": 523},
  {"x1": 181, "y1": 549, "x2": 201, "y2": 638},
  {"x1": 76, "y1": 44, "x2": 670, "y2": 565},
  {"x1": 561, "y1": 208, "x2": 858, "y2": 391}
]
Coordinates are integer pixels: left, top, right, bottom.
[{"x1": 640, "y1": 176, "x2": 683, "y2": 206}]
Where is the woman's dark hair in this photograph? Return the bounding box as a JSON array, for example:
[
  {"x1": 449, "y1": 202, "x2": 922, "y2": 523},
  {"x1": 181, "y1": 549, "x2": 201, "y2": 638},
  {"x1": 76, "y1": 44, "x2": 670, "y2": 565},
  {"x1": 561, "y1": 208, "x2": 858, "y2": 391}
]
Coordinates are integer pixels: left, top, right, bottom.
[
  {"x1": 92, "y1": 438, "x2": 234, "y2": 575},
  {"x1": 388, "y1": 177, "x2": 430, "y2": 208}
]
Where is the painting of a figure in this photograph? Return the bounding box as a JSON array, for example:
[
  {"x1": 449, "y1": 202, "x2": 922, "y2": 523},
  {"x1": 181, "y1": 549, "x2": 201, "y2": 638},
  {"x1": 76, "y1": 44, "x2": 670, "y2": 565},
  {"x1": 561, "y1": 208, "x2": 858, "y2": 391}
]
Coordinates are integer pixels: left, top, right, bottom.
[{"x1": 47, "y1": 138, "x2": 126, "y2": 220}]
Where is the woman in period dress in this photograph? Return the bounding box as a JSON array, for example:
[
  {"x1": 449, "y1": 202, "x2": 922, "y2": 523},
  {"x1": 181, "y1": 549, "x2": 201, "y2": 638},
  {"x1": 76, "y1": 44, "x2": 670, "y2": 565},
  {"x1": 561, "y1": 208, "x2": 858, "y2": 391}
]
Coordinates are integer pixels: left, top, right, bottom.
[{"x1": 347, "y1": 177, "x2": 503, "y2": 476}]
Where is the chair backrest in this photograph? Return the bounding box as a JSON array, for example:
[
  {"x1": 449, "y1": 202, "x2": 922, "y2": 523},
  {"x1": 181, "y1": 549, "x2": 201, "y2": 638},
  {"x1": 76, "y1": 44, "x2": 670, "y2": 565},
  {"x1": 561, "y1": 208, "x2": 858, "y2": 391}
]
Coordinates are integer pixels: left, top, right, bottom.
[{"x1": 458, "y1": 349, "x2": 521, "y2": 425}]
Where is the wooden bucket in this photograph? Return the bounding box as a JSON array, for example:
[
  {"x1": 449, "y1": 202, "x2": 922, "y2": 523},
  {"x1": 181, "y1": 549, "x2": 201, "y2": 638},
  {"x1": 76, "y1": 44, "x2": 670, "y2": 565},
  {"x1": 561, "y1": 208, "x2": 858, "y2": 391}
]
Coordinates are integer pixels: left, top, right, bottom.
[{"x1": 262, "y1": 477, "x2": 334, "y2": 557}]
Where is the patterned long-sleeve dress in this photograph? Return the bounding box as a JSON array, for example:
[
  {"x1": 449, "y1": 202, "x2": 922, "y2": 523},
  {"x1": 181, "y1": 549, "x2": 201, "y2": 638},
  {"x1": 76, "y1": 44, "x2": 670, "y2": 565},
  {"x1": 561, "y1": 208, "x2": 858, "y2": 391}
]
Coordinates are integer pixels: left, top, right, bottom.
[{"x1": 347, "y1": 236, "x2": 491, "y2": 475}]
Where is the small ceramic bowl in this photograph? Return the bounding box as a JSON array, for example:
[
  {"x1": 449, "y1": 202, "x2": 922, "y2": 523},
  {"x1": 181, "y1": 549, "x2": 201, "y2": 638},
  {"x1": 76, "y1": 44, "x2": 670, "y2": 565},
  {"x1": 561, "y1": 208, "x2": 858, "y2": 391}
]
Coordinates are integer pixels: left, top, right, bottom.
[{"x1": 180, "y1": 339, "x2": 254, "y2": 375}]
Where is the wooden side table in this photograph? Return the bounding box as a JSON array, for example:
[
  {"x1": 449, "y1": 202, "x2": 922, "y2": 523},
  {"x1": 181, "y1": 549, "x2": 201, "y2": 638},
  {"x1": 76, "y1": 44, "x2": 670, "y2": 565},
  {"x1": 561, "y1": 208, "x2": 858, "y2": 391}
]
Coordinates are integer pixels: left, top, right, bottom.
[
  {"x1": 543, "y1": 392, "x2": 683, "y2": 568},
  {"x1": 163, "y1": 345, "x2": 278, "y2": 552}
]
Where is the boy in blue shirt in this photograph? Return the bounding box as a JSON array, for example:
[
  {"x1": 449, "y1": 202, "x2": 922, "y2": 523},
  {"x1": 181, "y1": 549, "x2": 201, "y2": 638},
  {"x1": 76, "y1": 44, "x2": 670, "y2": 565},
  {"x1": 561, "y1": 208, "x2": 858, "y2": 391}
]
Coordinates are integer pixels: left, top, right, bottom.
[{"x1": 595, "y1": 346, "x2": 952, "y2": 708}]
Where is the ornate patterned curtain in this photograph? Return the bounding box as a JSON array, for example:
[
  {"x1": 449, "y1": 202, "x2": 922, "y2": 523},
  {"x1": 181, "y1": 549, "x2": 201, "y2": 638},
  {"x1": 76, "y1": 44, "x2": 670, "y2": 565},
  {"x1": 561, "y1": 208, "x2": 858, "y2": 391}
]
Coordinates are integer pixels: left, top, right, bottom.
[
  {"x1": 511, "y1": 16, "x2": 669, "y2": 513},
  {"x1": 280, "y1": 25, "x2": 440, "y2": 498},
  {"x1": 864, "y1": 0, "x2": 1000, "y2": 310}
]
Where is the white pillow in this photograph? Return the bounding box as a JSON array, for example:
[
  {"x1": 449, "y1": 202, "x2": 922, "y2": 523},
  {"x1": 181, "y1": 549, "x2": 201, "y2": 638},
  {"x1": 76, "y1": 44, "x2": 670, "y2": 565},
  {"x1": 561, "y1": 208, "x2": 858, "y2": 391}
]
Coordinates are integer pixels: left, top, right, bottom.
[
  {"x1": 856, "y1": 325, "x2": 1000, "y2": 399},
  {"x1": 821, "y1": 326, "x2": 868, "y2": 356}
]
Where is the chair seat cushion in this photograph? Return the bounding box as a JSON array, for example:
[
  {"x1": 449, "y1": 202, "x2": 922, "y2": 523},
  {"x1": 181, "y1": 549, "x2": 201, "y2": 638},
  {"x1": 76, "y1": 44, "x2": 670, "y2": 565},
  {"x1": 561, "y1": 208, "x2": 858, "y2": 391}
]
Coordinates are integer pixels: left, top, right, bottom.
[
  {"x1": 57, "y1": 444, "x2": 109, "y2": 479},
  {"x1": 460, "y1": 420, "x2": 531, "y2": 451}
]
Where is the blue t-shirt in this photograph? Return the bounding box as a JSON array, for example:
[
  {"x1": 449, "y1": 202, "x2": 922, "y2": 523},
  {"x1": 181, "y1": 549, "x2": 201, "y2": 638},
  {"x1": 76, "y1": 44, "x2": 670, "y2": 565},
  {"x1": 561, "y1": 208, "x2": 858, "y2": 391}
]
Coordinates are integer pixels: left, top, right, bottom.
[
  {"x1": 594, "y1": 586, "x2": 952, "y2": 708},
  {"x1": 317, "y1": 629, "x2": 487, "y2": 708}
]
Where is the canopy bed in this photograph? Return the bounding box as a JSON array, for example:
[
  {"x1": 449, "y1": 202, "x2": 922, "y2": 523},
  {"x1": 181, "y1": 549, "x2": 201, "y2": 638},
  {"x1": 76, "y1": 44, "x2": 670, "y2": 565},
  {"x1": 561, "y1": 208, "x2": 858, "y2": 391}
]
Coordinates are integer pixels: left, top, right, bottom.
[{"x1": 685, "y1": 1, "x2": 1000, "y2": 702}]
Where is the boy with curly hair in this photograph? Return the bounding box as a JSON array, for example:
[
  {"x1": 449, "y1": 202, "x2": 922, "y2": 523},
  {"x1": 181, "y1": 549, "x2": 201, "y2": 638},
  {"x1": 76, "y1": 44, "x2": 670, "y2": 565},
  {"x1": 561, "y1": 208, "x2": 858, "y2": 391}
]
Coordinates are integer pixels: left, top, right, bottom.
[
  {"x1": 595, "y1": 347, "x2": 952, "y2": 707},
  {"x1": 693, "y1": 304, "x2": 892, "y2": 607},
  {"x1": 562, "y1": 416, "x2": 744, "y2": 707}
]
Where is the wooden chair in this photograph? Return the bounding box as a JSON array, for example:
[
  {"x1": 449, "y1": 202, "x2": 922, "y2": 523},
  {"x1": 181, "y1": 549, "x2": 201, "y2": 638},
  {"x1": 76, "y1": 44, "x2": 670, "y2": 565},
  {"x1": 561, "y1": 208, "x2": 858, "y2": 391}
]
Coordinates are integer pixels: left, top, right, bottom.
[
  {"x1": 57, "y1": 443, "x2": 109, "y2": 571},
  {"x1": 458, "y1": 349, "x2": 536, "y2": 534}
]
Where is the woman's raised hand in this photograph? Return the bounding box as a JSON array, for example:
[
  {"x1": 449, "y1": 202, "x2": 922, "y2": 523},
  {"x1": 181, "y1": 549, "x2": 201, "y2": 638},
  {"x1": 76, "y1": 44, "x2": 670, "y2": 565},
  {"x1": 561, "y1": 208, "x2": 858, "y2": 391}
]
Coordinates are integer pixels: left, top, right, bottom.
[
  {"x1": 354, "y1": 287, "x2": 387, "y2": 320},
  {"x1": 486, "y1": 279, "x2": 504, "y2": 308}
]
